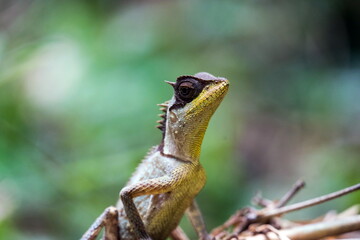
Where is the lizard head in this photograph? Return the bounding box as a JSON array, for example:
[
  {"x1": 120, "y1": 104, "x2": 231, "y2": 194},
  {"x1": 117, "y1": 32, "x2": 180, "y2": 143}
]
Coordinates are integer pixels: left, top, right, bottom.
[{"x1": 158, "y1": 72, "x2": 229, "y2": 162}]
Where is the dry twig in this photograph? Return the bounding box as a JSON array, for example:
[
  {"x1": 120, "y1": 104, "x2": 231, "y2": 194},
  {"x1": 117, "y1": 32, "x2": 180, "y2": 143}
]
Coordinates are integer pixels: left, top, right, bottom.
[
  {"x1": 258, "y1": 183, "x2": 360, "y2": 220},
  {"x1": 242, "y1": 216, "x2": 360, "y2": 240},
  {"x1": 275, "y1": 180, "x2": 305, "y2": 208},
  {"x1": 211, "y1": 182, "x2": 360, "y2": 240}
]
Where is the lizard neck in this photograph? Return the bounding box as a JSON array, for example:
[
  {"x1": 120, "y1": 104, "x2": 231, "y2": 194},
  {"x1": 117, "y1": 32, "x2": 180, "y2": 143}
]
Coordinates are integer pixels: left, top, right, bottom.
[
  {"x1": 159, "y1": 106, "x2": 212, "y2": 163},
  {"x1": 160, "y1": 129, "x2": 206, "y2": 163}
]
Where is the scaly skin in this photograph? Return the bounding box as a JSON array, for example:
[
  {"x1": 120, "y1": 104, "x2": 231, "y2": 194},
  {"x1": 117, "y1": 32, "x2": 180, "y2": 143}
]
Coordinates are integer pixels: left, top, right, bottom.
[{"x1": 81, "y1": 72, "x2": 229, "y2": 240}]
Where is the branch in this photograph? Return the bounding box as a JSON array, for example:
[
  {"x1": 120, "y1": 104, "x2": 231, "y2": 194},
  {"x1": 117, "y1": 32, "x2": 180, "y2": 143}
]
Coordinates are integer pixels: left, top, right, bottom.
[
  {"x1": 211, "y1": 182, "x2": 360, "y2": 239},
  {"x1": 242, "y1": 215, "x2": 360, "y2": 240},
  {"x1": 170, "y1": 227, "x2": 190, "y2": 240},
  {"x1": 275, "y1": 179, "x2": 305, "y2": 208},
  {"x1": 258, "y1": 183, "x2": 360, "y2": 220}
]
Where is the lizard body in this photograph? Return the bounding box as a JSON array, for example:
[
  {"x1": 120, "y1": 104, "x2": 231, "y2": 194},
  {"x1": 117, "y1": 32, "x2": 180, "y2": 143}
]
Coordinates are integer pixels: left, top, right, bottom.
[{"x1": 82, "y1": 72, "x2": 229, "y2": 240}]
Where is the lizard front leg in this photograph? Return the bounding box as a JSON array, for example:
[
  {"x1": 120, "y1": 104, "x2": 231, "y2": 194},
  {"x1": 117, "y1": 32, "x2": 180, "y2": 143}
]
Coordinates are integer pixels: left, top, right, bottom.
[
  {"x1": 81, "y1": 206, "x2": 119, "y2": 240},
  {"x1": 186, "y1": 200, "x2": 212, "y2": 240},
  {"x1": 120, "y1": 175, "x2": 179, "y2": 240}
]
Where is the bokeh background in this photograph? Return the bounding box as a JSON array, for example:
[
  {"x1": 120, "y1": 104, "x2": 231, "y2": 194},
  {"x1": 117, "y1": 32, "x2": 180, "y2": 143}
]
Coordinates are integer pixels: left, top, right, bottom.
[{"x1": 0, "y1": 0, "x2": 359, "y2": 239}]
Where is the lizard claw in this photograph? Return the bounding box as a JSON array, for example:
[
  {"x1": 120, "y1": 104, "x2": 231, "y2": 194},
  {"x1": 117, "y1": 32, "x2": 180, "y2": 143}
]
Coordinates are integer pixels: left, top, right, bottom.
[
  {"x1": 138, "y1": 232, "x2": 152, "y2": 240},
  {"x1": 140, "y1": 237, "x2": 152, "y2": 240}
]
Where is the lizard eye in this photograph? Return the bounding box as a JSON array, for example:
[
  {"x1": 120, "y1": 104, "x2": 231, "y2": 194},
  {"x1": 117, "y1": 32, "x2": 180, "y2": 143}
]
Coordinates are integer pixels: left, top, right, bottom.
[{"x1": 178, "y1": 82, "x2": 196, "y2": 100}]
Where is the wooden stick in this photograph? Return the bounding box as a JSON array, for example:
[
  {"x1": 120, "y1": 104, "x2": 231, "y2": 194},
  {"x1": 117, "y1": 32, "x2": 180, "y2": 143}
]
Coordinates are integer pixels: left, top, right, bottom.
[
  {"x1": 242, "y1": 215, "x2": 360, "y2": 240},
  {"x1": 276, "y1": 180, "x2": 305, "y2": 208},
  {"x1": 258, "y1": 183, "x2": 360, "y2": 219},
  {"x1": 170, "y1": 227, "x2": 190, "y2": 240}
]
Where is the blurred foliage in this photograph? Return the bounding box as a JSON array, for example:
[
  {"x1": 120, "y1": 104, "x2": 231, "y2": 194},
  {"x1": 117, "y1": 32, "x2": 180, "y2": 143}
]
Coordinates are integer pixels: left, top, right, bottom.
[{"x1": 0, "y1": 0, "x2": 359, "y2": 239}]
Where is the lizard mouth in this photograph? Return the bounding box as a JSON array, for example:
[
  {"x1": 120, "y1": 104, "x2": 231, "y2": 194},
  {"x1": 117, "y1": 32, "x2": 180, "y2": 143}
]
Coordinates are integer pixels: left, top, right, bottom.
[{"x1": 187, "y1": 79, "x2": 229, "y2": 114}]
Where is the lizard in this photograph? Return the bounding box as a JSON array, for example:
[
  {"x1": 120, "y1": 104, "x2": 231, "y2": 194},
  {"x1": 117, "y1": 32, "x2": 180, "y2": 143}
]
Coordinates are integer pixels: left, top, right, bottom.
[{"x1": 81, "y1": 72, "x2": 229, "y2": 240}]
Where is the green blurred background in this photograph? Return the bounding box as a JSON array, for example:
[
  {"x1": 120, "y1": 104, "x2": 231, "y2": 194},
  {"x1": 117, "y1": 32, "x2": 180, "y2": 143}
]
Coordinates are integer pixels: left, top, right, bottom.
[{"x1": 0, "y1": 0, "x2": 359, "y2": 239}]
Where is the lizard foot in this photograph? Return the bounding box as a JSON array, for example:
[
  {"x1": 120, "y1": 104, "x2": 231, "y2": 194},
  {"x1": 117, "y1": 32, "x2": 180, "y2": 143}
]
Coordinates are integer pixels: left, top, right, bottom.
[{"x1": 139, "y1": 234, "x2": 152, "y2": 240}]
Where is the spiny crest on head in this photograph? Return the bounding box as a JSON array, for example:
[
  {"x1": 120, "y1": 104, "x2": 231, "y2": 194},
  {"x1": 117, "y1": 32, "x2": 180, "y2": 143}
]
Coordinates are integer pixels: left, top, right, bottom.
[
  {"x1": 156, "y1": 101, "x2": 169, "y2": 132},
  {"x1": 165, "y1": 81, "x2": 176, "y2": 87}
]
